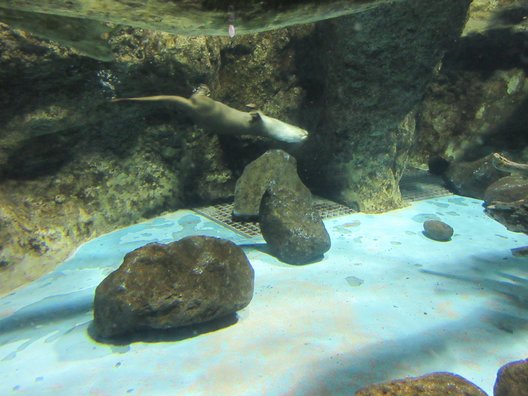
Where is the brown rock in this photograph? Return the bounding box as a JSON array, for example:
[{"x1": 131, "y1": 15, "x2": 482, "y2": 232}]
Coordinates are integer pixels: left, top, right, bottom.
[
  {"x1": 484, "y1": 176, "x2": 528, "y2": 204},
  {"x1": 93, "y1": 236, "x2": 254, "y2": 337},
  {"x1": 423, "y1": 219, "x2": 454, "y2": 241},
  {"x1": 355, "y1": 372, "x2": 487, "y2": 395},
  {"x1": 494, "y1": 359, "x2": 528, "y2": 396},
  {"x1": 233, "y1": 149, "x2": 311, "y2": 221},
  {"x1": 485, "y1": 198, "x2": 528, "y2": 234},
  {"x1": 445, "y1": 154, "x2": 506, "y2": 199},
  {"x1": 259, "y1": 184, "x2": 331, "y2": 264}
]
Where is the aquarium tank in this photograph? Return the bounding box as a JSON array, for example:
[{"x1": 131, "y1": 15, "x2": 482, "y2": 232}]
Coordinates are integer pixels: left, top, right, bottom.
[{"x1": 1, "y1": 0, "x2": 528, "y2": 394}]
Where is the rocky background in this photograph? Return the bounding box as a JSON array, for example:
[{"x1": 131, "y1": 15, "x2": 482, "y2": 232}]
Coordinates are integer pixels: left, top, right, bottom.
[{"x1": 0, "y1": 0, "x2": 526, "y2": 293}]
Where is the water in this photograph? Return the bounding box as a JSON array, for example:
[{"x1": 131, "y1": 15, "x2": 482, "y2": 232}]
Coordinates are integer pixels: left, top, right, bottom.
[{"x1": 0, "y1": 0, "x2": 527, "y2": 394}]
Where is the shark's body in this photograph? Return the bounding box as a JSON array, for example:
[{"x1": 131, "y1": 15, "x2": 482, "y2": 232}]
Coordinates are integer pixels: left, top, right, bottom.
[{"x1": 112, "y1": 92, "x2": 309, "y2": 143}]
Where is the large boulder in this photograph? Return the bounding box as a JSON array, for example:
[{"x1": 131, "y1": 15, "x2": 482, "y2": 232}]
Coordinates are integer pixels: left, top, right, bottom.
[
  {"x1": 233, "y1": 149, "x2": 311, "y2": 220},
  {"x1": 93, "y1": 236, "x2": 254, "y2": 338},
  {"x1": 355, "y1": 372, "x2": 487, "y2": 396},
  {"x1": 259, "y1": 184, "x2": 331, "y2": 264}
]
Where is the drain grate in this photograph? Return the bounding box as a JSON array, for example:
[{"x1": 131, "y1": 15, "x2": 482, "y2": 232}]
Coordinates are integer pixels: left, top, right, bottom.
[
  {"x1": 194, "y1": 203, "x2": 261, "y2": 237},
  {"x1": 193, "y1": 198, "x2": 356, "y2": 238},
  {"x1": 193, "y1": 169, "x2": 451, "y2": 238},
  {"x1": 400, "y1": 168, "x2": 452, "y2": 202}
]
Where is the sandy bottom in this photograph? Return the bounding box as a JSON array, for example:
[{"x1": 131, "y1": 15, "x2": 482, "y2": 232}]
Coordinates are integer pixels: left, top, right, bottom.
[{"x1": 1, "y1": 196, "x2": 527, "y2": 395}]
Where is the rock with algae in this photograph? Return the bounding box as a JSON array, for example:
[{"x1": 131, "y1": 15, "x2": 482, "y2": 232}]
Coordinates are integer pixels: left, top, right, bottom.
[
  {"x1": 298, "y1": 0, "x2": 471, "y2": 212},
  {"x1": 233, "y1": 149, "x2": 311, "y2": 220},
  {"x1": 259, "y1": 184, "x2": 331, "y2": 264},
  {"x1": 93, "y1": 236, "x2": 255, "y2": 338}
]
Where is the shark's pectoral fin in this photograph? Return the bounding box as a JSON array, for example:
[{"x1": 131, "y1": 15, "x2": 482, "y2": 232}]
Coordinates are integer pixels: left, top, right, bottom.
[{"x1": 249, "y1": 111, "x2": 262, "y2": 123}]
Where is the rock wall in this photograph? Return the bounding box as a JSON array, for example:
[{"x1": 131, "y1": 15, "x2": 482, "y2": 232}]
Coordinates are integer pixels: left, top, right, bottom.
[
  {"x1": 0, "y1": 0, "x2": 475, "y2": 293},
  {"x1": 0, "y1": 23, "x2": 314, "y2": 294},
  {"x1": 297, "y1": 0, "x2": 471, "y2": 211},
  {"x1": 410, "y1": 0, "x2": 528, "y2": 166}
]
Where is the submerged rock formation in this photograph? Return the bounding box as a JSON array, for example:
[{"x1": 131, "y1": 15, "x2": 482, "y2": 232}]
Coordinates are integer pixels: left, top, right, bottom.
[
  {"x1": 484, "y1": 176, "x2": 528, "y2": 204},
  {"x1": 233, "y1": 149, "x2": 311, "y2": 220},
  {"x1": 485, "y1": 198, "x2": 528, "y2": 234},
  {"x1": 259, "y1": 185, "x2": 331, "y2": 264},
  {"x1": 443, "y1": 154, "x2": 506, "y2": 199},
  {"x1": 410, "y1": 0, "x2": 528, "y2": 168},
  {"x1": 298, "y1": 0, "x2": 471, "y2": 212},
  {"x1": 3, "y1": 0, "x2": 513, "y2": 294},
  {"x1": 93, "y1": 236, "x2": 254, "y2": 338}
]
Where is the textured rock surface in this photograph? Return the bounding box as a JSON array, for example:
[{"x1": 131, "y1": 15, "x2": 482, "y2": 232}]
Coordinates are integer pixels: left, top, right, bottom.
[
  {"x1": 233, "y1": 149, "x2": 311, "y2": 220},
  {"x1": 0, "y1": 23, "x2": 307, "y2": 294},
  {"x1": 463, "y1": 0, "x2": 528, "y2": 36},
  {"x1": 485, "y1": 198, "x2": 528, "y2": 234},
  {"x1": 423, "y1": 220, "x2": 454, "y2": 242},
  {"x1": 298, "y1": 0, "x2": 471, "y2": 212},
  {"x1": 355, "y1": 372, "x2": 487, "y2": 396},
  {"x1": 259, "y1": 185, "x2": 331, "y2": 264},
  {"x1": 484, "y1": 176, "x2": 528, "y2": 203},
  {"x1": 494, "y1": 358, "x2": 528, "y2": 396},
  {"x1": 444, "y1": 154, "x2": 506, "y2": 199},
  {"x1": 93, "y1": 236, "x2": 254, "y2": 338},
  {"x1": 410, "y1": 0, "x2": 528, "y2": 167},
  {"x1": 1, "y1": 0, "x2": 510, "y2": 294}
]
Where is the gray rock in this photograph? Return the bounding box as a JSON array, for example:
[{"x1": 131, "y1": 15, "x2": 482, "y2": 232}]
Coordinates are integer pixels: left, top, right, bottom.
[
  {"x1": 423, "y1": 220, "x2": 454, "y2": 242},
  {"x1": 494, "y1": 359, "x2": 528, "y2": 396},
  {"x1": 259, "y1": 185, "x2": 331, "y2": 264},
  {"x1": 93, "y1": 236, "x2": 254, "y2": 338},
  {"x1": 233, "y1": 149, "x2": 311, "y2": 220},
  {"x1": 355, "y1": 372, "x2": 487, "y2": 396}
]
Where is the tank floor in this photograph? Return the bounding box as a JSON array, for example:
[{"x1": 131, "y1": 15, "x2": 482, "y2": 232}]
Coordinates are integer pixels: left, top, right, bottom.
[{"x1": 1, "y1": 196, "x2": 527, "y2": 395}]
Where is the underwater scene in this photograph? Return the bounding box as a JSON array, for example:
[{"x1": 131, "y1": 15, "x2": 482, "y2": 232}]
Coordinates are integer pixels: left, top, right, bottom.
[{"x1": 1, "y1": 0, "x2": 528, "y2": 395}]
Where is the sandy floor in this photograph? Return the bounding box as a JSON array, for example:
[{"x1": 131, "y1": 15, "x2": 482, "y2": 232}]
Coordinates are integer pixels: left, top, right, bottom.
[{"x1": 1, "y1": 196, "x2": 527, "y2": 395}]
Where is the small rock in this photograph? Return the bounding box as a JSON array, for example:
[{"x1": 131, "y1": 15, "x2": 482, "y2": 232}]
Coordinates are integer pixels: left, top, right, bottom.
[
  {"x1": 93, "y1": 236, "x2": 254, "y2": 338},
  {"x1": 355, "y1": 372, "x2": 487, "y2": 395},
  {"x1": 259, "y1": 184, "x2": 331, "y2": 264},
  {"x1": 494, "y1": 358, "x2": 528, "y2": 396},
  {"x1": 423, "y1": 219, "x2": 454, "y2": 241},
  {"x1": 233, "y1": 149, "x2": 311, "y2": 220}
]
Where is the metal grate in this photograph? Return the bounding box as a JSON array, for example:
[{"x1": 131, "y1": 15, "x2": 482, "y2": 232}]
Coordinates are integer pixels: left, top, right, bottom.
[
  {"x1": 400, "y1": 168, "x2": 452, "y2": 202},
  {"x1": 193, "y1": 169, "x2": 451, "y2": 238},
  {"x1": 193, "y1": 198, "x2": 356, "y2": 238}
]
